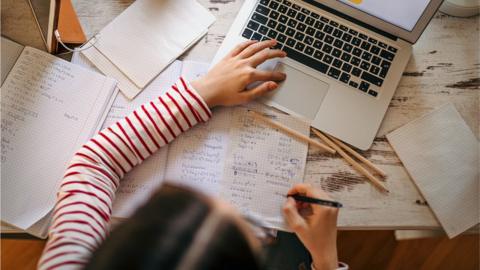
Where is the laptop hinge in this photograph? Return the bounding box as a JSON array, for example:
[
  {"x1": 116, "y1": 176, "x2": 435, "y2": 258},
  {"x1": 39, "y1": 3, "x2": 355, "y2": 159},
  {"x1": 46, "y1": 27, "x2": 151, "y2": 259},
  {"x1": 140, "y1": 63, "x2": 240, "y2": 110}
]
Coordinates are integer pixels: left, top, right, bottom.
[{"x1": 302, "y1": 0, "x2": 398, "y2": 41}]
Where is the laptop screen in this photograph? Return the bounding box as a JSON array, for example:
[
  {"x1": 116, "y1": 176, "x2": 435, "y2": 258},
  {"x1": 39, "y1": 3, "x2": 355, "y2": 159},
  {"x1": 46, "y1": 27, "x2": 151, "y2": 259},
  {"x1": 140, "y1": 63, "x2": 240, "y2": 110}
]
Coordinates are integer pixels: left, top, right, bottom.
[{"x1": 337, "y1": 0, "x2": 431, "y2": 32}]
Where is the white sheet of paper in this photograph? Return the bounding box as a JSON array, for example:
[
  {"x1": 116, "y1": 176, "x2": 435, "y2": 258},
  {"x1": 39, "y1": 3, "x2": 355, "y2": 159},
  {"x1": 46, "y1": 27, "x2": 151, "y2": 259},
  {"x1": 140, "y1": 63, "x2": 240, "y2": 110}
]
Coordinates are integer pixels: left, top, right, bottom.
[
  {"x1": 1, "y1": 37, "x2": 24, "y2": 84},
  {"x1": 82, "y1": 0, "x2": 215, "y2": 98},
  {"x1": 1, "y1": 47, "x2": 117, "y2": 233},
  {"x1": 387, "y1": 103, "x2": 479, "y2": 238}
]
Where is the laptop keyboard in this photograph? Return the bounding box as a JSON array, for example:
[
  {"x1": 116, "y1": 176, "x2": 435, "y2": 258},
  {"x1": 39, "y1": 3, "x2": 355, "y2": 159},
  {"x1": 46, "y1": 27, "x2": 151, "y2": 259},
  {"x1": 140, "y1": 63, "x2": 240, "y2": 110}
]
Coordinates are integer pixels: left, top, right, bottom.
[{"x1": 241, "y1": 0, "x2": 398, "y2": 98}]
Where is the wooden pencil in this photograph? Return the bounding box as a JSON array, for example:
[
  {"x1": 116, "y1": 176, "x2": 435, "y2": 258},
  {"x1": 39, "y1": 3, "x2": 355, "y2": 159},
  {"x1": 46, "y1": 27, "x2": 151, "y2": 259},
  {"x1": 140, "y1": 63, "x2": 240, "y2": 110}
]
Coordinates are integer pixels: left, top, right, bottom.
[
  {"x1": 249, "y1": 111, "x2": 336, "y2": 154},
  {"x1": 311, "y1": 128, "x2": 389, "y2": 193}
]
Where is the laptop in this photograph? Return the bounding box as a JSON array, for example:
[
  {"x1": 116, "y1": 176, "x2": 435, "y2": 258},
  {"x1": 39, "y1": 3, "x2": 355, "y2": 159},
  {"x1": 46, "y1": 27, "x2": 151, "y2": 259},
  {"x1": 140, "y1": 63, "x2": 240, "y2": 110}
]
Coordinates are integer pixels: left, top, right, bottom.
[{"x1": 211, "y1": 0, "x2": 443, "y2": 150}]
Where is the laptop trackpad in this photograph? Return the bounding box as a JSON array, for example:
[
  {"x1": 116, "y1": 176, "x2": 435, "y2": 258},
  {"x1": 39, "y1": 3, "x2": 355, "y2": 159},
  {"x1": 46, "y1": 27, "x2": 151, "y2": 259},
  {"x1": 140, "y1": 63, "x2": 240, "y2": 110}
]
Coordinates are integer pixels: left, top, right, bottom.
[{"x1": 265, "y1": 63, "x2": 329, "y2": 120}]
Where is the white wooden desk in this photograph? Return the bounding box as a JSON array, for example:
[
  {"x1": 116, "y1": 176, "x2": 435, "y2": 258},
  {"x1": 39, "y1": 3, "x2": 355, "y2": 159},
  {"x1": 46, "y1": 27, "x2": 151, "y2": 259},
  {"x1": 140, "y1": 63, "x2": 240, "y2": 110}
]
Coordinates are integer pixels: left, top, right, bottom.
[{"x1": 2, "y1": 0, "x2": 479, "y2": 230}]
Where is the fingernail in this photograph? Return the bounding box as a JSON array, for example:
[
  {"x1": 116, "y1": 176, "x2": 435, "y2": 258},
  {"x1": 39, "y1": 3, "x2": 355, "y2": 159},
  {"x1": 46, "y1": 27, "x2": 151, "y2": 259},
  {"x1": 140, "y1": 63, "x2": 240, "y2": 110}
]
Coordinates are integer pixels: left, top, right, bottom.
[{"x1": 269, "y1": 82, "x2": 278, "y2": 90}]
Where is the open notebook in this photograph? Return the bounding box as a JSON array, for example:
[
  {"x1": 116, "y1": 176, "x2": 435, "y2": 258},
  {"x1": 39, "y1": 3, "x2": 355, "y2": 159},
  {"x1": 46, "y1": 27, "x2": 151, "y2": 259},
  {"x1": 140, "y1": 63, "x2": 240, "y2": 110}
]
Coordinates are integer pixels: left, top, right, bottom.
[
  {"x1": 73, "y1": 53, "x2": 311, "y2": 231},
  {"x1": 0, "y1": 37, "x2": 118, "y2": 237}
]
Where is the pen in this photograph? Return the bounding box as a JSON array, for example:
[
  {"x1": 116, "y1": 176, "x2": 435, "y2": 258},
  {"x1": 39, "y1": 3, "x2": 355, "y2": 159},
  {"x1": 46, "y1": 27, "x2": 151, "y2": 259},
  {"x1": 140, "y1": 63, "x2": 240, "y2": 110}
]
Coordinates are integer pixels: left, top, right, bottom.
[{"x1": 287, "y1": 194, "x2": 343, "y2": 208}]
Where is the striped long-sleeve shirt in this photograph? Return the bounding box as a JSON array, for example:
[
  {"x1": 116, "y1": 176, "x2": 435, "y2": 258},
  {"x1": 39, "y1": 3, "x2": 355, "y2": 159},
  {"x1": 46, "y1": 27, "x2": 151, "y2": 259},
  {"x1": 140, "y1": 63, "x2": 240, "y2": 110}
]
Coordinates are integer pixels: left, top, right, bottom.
[{"x1": 37, "y1": 77, "x2": 212, "y2": 270}]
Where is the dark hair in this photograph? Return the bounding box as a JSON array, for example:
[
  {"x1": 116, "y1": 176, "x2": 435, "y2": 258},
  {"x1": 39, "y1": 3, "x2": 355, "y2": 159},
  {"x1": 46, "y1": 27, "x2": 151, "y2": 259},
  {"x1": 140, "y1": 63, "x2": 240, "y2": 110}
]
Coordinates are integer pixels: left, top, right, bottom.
[{"x1": 85, "y1": 184, "x2": 261, "y2": 270}]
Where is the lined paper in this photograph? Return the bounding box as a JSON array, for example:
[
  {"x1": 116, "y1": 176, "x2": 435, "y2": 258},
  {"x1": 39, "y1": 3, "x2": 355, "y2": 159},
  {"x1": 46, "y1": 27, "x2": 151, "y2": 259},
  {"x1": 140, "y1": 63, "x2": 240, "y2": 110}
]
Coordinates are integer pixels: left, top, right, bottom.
[{"x1": 387, "y1": 103, "x2": 479, "y2": 238}]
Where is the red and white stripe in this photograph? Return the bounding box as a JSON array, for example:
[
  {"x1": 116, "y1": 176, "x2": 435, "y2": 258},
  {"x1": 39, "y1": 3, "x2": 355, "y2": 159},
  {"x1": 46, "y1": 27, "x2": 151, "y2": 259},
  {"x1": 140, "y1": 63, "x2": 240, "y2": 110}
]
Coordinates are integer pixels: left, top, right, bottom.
[{"x1": 37, "y1": 77, "x2": 211, "y2": 270}]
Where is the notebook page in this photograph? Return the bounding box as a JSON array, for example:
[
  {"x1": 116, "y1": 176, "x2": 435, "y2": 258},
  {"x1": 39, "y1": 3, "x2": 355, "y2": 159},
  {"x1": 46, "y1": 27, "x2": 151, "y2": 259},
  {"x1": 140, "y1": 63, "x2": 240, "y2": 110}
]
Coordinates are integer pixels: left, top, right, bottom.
[
  {"x1": 221, "y1": 105, "x2": 310, "y2": 230},
  {"x1": 386, "y1": 103, "x2": 479, "y2": 238},
  {"x1": 1, "y1": 37, "x2": 24, "y2": 84},
  {"x1": 100, "y1": 61, "x2": 182, "y2": 218},
  {"x1": 1, "y1": 47, "x2": 116, "y2": 231}
]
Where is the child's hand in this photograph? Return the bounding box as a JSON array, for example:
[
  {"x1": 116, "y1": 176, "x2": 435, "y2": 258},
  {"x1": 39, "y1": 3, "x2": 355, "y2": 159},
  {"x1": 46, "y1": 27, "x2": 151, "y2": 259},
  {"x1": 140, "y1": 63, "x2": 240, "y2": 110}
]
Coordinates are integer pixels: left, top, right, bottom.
[
  {"x1": 283, "y1": 184, "x2": 340, "y2": 270},
  {"x1": 192, "y1": 39, "x2": 287, "y2": 108}
]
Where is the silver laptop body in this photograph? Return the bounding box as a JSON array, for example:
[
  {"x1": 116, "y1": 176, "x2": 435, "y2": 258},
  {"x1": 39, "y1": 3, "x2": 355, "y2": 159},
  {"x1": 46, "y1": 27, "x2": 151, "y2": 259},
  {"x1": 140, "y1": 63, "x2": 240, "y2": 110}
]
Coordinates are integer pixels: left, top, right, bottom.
[{"x1": 212, "y1": 0, "x2": 443, "y2": 150}]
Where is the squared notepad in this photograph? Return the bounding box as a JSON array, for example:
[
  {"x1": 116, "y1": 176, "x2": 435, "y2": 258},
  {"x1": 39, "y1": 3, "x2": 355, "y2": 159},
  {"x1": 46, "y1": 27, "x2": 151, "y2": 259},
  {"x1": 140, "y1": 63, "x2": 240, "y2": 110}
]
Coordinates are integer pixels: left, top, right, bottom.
[{"x1": 387, "y1": 103, "x2": 479, "y2": 238}]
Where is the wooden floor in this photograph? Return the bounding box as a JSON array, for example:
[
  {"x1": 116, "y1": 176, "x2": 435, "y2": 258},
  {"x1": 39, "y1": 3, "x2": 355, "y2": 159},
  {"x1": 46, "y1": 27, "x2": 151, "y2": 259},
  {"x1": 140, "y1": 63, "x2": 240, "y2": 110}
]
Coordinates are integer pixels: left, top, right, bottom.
[{"x1": 2, "y1": 231, "x2": 478, "y2": 270}]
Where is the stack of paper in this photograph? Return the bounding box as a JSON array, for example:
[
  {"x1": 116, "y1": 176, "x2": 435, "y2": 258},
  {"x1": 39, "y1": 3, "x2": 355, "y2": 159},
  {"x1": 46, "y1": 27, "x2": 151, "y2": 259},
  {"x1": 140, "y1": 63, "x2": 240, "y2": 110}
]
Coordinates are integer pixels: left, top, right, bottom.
[
  {"x1": 82, "y1": 0, "x2": 215, "y2": 99},
  {"x1": 387, "y1": 103, "x2": 479, "y2": 238}
]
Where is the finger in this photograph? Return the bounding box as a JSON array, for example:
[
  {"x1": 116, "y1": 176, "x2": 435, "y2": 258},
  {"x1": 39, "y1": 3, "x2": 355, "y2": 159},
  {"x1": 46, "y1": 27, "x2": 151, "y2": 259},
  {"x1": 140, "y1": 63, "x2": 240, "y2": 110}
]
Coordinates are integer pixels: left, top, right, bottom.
[
  {"x1": 251, "y1": 70, "x2": 286, "y2": 82},
  {"x1": 228, "y1": 40, "x2": 257, "y2": 57},
  {"x1": 241, "y1": 81, "x2": 278, "y2": 102},
  {"x1": 283, "y1": 197, "x2": 308, "y2": 233},
  {"x1": 249, "y1": 48, "x2": 287, "y2": 67},
  {"x1": 238, "y1": 39, "x2": 277, "y2": 59}
]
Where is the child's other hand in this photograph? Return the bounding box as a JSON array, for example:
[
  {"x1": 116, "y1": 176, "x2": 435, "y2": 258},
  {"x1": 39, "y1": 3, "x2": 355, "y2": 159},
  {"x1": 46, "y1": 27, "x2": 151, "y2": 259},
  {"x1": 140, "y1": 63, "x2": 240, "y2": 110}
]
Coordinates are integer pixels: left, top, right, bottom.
[{"x1": 191, "y1": 39, "x2": 286, "y2": 108}]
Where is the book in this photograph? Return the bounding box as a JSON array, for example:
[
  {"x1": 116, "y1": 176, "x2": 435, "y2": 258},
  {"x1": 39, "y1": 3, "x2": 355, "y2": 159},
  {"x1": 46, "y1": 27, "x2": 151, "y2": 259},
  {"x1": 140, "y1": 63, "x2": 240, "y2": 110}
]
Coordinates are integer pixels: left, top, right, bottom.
[
  {"x1": 72, "y1": 53, "x2": 311, "y2": 231},
  {"x1": 0, "y1": 37, "x2": 118, "y2": 238}
]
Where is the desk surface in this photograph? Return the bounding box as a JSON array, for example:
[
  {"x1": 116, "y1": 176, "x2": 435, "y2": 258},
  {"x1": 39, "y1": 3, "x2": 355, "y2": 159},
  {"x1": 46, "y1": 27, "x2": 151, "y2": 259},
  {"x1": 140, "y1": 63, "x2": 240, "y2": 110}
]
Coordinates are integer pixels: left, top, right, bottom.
[{"x1": 2, "y1": 0, "x2": 479, "y2": 229}]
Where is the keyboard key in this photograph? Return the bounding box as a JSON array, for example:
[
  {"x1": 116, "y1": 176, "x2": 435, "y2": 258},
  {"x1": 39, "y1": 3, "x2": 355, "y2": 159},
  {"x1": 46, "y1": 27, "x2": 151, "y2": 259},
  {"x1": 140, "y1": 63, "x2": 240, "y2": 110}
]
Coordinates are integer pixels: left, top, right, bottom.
[
  {"x1": 359, "y1": 33, "x2": 368, "y2": 40},
  {"x1": 361, "y1": 71, "x2": 383, "y2": 87},
  {"x1": 342, "y1": 62, "x2": 352, "y2": 73},
  {"x1": 372, "y1": 56, "x2": 381, "y2": 65},
  {"x1": 262, "y1": 36, "x2": 270, "y2": 41},
  {"x1": 286, "y1": 38, "x2": 296, "y2": 47},
  {"x1": 370, "y1": 65, "x2": 380, "y2": 75},
  {"x1": 322, "y1": 44, "x2": 332, "y2": 54},
  {"x1": 379, "y1": 67, "x2": 388, "y2": 78},
  {"x1": 314, "y1": 21, "x2": 324, "y2": 30},
  {"x1": 323, "y1": 54, "x2": 333, "y2": 64},
  {"x1": 305, "y1": 46, "x2": 314, "y2": 55},
  {"x1": 333, "y1": 58, "x2": 342, "y2": 68},
  {"x1": 269, "y1": 1, "x2": 279, "y2": 9},
  {"x1": 360, "y1": 41, "x2": 371, "y2": 51},
  {"x1": 360, "y1": 61, "x2": 370, "y2": 71},
  {"x1": 273, "y1": 42, "x2": 283, "y2": 50},
  {"x1": 247, "y1": 20, "x2": 260, "y2": 31},
  {"x1": 388, "y1": 46, "x2": 398, "y2": 53},
  {"x1": 252, "y1": 13, "x2": 268, "y2": 24},
  {"x1": 352, "y1": 48, "x2": 362, "y2": 57},
  {"x1": 343, "y1": 43, "x2": 353, "y2": 53},
  {"x1": 315, "y1": 31, "x2": 325, "y2": 40},
  {"x1": 380, "y1": 49, "x2": 395, "y2": 61},
  {"x1": 297, "y1": 23, "x2": 307, "y2": 32},
  {"x1": 311, "y1": 12, "x2": 319, "y2": 19},
  {"x1": 288, "y1": 19, "x2": 297, "y2": 28},
  {"x1": 242, "y1": 28, "x2": 253, "y2": 39},
  {"x1": 378, "y1": 41, "x2": 388, "y2": 48},
  {"x1": 324, "y1": 25, "x2": 333, "y2": 34},
  {"x1": 287, "y1": 9, "x2": 297, "y2": 17},
  {"x1": 370, "y1": 45, "x2": 380, "y2": 55},
  {"x1": 306, "y1": 27, "x2": 315, "y2": 35},
  {"x1": 267, "y1": 20, "x2": 277, "y2": 28},
  {"x1": 251, "y1": 32, "x2": 262, "y2": 41},
  {"x1": 306, "y1": 17, "x2": 315, "y2": 26},
  {"x1": 294, "y1": 32, "x2": 305, "y2": 41},
  {"x1": 295, "y1": 42, "x2": 305, "y2": 51},
  {"x1": 296, "y1": 12, "x2": 306, "y2": 22},
  {"x1": 283, "y1": 47, "x2": 329, "y2": 73},
  {"x1": 278, "y1": 4, "x2": 288, "y2": 13},
  {"x1": 256, "y1": 5, "x2": 270, "y2": 15},
  {"x1": 314, "y1": 50, "x2": 323, "y2": 60},
  {"x1": 368, "y1": 90, "x2": 378, "y2": 97},
  {"x1": 270, "y1": 10, "x2": 280, "y2": 19},
  {"x1": 301, "y1": 8, "x2": 310, "y2": 15},
  {"x1": 352, "y1": 67, "x2": 362, "y2": 77},
  {"x1": 340, "y1": 25, "x2": 348, "y2": 31},
  {"x1": 349, "y1": 81, "x2": 358, "y2": 88},
  {"x1": 313, "y1": 40, "x2": 323, "y2": 49},
  {"x1": 283, "y1": 0, "x2": 292, "y2": 7},
  {"x1": 329, "y1": 20, "x2": 339, "y2": 27},
  {"x1": 259, "y1": 25, "x2": 269, "y2": 34},
  {"x1": 260, "y1": 0, "x2": 270, "y2": 5},
  {"x1": 368, "y1": 37, "x2": 377, "y2": 44},
  {"x1": 381, "y1": 60, "x2": 391, "y2": 70},
  {"x1": 292, "y1": 4, "x2": 301, "y2": 10},
  {"x1": 348, "y1": 28, "x2": 358, "y2": 36},
  {"x1": 351, "y1": 57, "x2": 361, "y2": 66},
  {"x1": 277, "y1": 23, "x2": 287, "y2": 33},
  {"x1": 268, "y1": 29, "x2": 278, "y2": 39},
  {"x1": 328, "y1": 67, "x2": 341, "y2": 79},
  {"x1": 324, "y1": 35, "x2": 334, "y2": 44},
  {"x1": 340, "y1": 72, "x2": 350, "y2": 83},
  {"x1": 341, "y1": 33, "x2": 352, "y2": 42},
  {"x1": 359, "y1": 81, "x2": 369, "y2": 92},
  {"x1": 341, "y1": 52, "x2": 351, "y2": 62},
  {"x1": 332, "y1": 48, "x2": 341, "y2": 58},
  {"x1": 277, "y1": 33, "x2": 287, "y2": 43},
  {"x1": 279, "y1": 15, "x2": 288, "y2": 23},
  {"x1": 352, "y1": 37, "x2": 361, "y2": 46},
  {"x1": 304, "y1": 36, "x2": 314, "y2": 45},
  {"x1": 361, "y1": 51, "x2": 372, "y2": 61},
  {"x1": 333, "y1": 29, "x2": 342, "y2": 38},
  {"x1": 286, "y1": 27, "x2": 296, "y2": 36},
  {"x1": 320, "y1": 16, "x2": 329, "y2": 23},
  {"x1": 333, "y1": 39, "x2": 343, "y2": 49}
]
